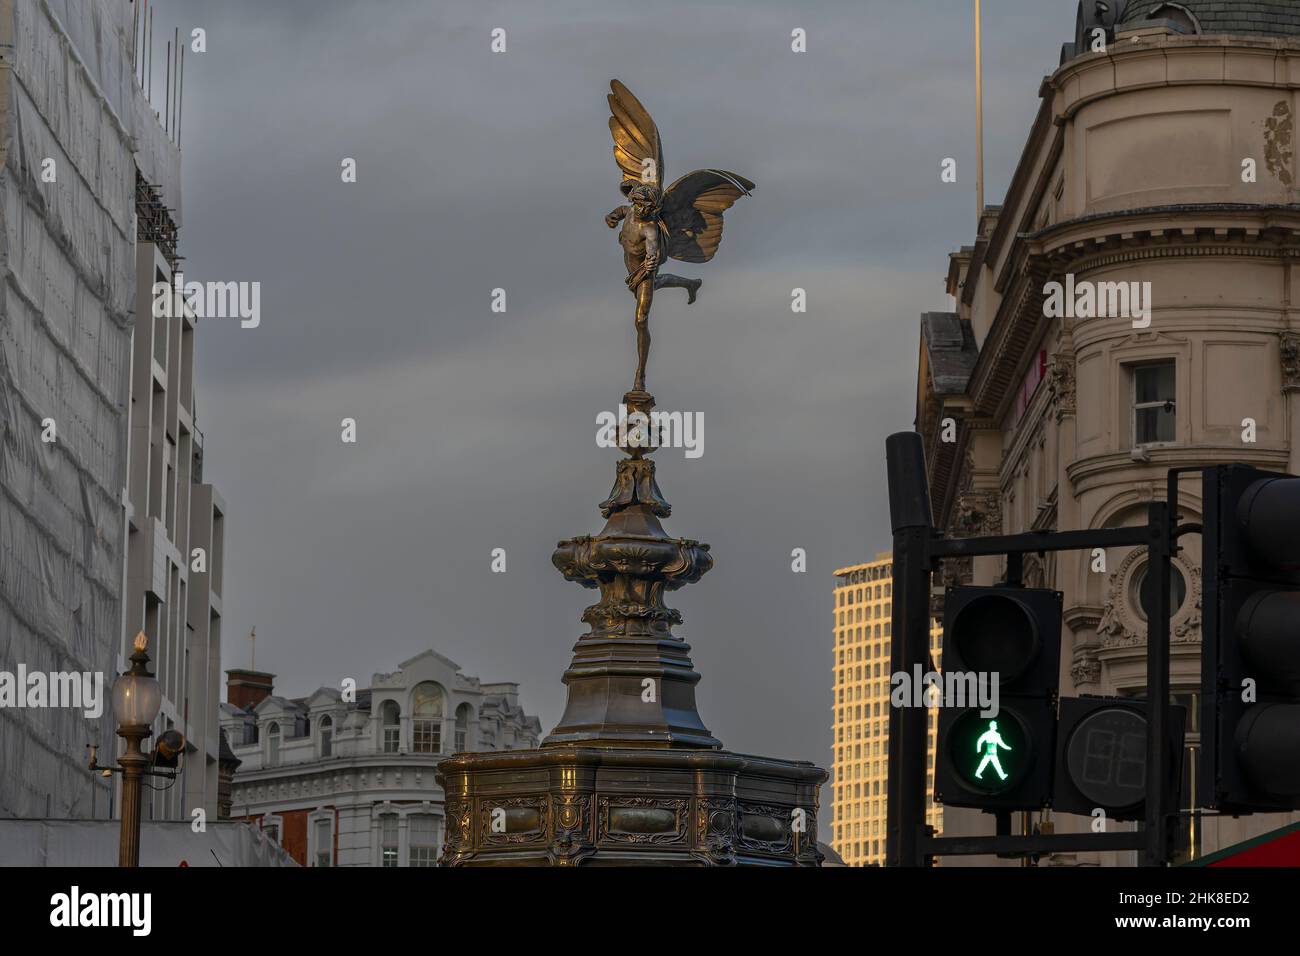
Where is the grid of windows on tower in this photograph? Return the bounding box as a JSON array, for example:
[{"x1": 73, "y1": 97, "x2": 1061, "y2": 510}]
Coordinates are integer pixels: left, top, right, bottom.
[{"x1": 831, "y1": 559, "x2": 943, "y2": 866}]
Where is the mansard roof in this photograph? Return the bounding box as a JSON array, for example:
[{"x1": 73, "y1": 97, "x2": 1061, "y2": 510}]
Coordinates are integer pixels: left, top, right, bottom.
[
  {"x1": 1119, "y1": 0, "x2": 1300, "y2": 38},
  {"x1": 920, "y1": 312, "x2": 978, "y2": 395}
]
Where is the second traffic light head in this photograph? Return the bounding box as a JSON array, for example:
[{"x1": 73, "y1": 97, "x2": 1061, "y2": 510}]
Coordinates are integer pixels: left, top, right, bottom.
[
  {"x1": 1202, "y1": 464, "x2": 1300, "y2": 813},
  {"x1": 1235, "y1": 474, "x2": 1300, "y2": 575}
]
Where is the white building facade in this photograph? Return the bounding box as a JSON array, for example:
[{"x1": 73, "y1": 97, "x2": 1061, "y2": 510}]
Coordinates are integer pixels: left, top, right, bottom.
[{"x1": 221, "y1": 650, "x2": 541, "y2": 867}]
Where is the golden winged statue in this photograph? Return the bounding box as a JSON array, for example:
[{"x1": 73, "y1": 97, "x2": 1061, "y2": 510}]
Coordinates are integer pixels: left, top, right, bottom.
[{"x1": 603, "y1": 79, "x2": 755, "y2": 392}]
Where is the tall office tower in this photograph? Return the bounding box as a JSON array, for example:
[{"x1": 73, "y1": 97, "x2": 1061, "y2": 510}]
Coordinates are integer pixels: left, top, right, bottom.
[{"x1": 831, "y1": 552, "x2": 942, "y2": 866}]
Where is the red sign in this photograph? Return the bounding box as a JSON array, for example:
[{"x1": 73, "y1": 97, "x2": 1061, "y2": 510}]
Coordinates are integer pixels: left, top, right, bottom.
[{"x1": 1011, "y1": 350, "x2": 1049, "y2": 425}]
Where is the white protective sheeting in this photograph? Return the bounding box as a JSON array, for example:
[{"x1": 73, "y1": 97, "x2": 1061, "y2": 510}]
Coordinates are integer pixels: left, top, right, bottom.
[
  {"x1": 1, "y1": 0, "x2": 180, "y2": 817},
  {"x1": 0, "y1": 819, "x2": 299, "y2": 866}
]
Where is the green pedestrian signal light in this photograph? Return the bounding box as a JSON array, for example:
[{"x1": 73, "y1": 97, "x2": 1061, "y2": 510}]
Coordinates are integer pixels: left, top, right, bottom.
[
  {"x1": 946, "y1": 709, "x2": 1030, "y2": 796},
  {"x1": 975, "y1": 720, "x2": 1013, "y2": 782}
]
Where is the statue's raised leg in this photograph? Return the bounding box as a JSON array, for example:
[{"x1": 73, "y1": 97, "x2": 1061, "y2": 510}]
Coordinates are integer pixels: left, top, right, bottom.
[{"x1": 654, "y1": 273, "x2": 702, "y2": 304}]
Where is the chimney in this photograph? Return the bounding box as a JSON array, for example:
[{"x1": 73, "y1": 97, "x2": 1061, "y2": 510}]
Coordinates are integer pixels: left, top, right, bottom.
[{"x1": 226, "y1": 668, "x2": 275, "y2": 711}]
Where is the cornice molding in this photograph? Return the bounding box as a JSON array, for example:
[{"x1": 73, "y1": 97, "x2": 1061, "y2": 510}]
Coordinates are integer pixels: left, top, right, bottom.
[
  {"x1": 973, "y1": 216, "x2": 1300, "y2": 422},
  {"x1": 1050, "y1": 35, "x2": 1300, "y2": 127},
  {"x1": 1066, "y1": 445, "x2": 1291, "y2": 489}
]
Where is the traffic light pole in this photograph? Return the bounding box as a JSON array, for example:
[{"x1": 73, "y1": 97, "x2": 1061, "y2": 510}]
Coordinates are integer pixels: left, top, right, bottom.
[
  {"x1": 885, "y1": 433, "x2": 937, "y2": 869},
  {"x1": 1144, "y1": 500, "x2": 1172, "y2": 868},
  {"x1": 884, "y1": 432, "x2": 1198, "y2": 866}
]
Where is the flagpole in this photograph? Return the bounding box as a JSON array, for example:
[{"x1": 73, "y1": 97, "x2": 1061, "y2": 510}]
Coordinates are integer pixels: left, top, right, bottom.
[{"x1": 975, "y1": 0, "x2": 985, "y2": 221}]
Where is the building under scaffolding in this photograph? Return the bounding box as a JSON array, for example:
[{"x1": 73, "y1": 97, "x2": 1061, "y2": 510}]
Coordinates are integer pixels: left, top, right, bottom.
[{"x1": 0, "y1": 0, "x2": 224, "y2": 829}]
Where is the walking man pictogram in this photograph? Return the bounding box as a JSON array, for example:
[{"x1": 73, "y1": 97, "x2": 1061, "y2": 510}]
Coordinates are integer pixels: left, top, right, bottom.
[{"x1": 974, "y1": 719, "x2": 1012, "y2": 781}]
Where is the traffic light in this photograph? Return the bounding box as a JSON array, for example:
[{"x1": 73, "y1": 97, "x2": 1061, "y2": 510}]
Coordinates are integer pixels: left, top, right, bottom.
[
  {"x1": 1052, "y1": 696, "x2": 1185, "y2": 821},
  {"x1": 1202, "y1": 464, "x2": 1300, "y2": 812},
  {"x1": 934, "y1": 585, "x2": 1062, "y2": 810}
]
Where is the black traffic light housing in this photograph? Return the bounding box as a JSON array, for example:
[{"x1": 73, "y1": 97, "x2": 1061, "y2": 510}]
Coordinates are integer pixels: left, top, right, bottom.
[
  {"x1": 934, "y1": 585, "x2": 1062, "y2": 811},
  {"x1": 1053, "y1": 696, "x2": 1185, "y2": 822},
  {"x1": 1202, "y1": 464, "x2": 1300, "y2": 812}
]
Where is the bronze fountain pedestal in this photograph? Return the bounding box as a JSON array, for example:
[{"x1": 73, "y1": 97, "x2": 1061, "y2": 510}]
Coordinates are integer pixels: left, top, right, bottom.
[
  {"x1": 436, "y1": 81, "x2": 825, "y2": 865},
  {"x1": 437, "y1": 392, "x2": 827, "y2": 866}
]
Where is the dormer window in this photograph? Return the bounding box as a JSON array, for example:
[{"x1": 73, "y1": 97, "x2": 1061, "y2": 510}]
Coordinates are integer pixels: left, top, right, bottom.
[
  {"x1": 319, "y1": 714, "x2": 333, "y2": 757},
  {"x1": 1141, "y1": 2, "x2": 1202, "y2": 33}
]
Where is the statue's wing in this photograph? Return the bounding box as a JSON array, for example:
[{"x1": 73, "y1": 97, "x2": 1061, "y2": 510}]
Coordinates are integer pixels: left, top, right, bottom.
[
  {"x1": 608, "y1": 80, "x2": 664, "y2": 193},
  {"x1": 661, "y1": 169, "x2": 755, "y2": 263}
]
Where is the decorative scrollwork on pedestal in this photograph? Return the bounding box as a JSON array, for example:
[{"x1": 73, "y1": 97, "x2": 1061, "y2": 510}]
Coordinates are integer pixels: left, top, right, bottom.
[
  {"x1": 480, "y1": 796, "x2": 549, "y2": 847},
  {"x1": 693, "y1": 798, "x2": 737, "y2": 865},
  {"x1": 735, "y1": 802, "x2": 794, "y2": 856},
  {"x1": 600, "y1": 456, "x2": 672, "y2": 518},
  {"x1": 546, "y1": 793, "x2": 595, "y2": 866},
  {"x1": 598, "y1": 795, "x2": 688, "y2": 846},
  {"x1": 439, "y1": 798, "x2": 476, "y2": 866}
]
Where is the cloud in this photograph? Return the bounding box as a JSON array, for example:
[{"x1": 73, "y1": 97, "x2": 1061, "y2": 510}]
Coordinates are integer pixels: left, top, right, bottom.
[{"x1": 159, "y1": 0, "x2": 1081, "y2": 833}]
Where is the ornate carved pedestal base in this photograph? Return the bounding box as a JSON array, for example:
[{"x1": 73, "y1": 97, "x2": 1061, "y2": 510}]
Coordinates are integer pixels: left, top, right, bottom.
[
  {"x1": 438, "y1": 747, "x2": 826, "y2": 866},
  {"x1": 437, "y1": 389, "x2": 826, "y2": 865}
]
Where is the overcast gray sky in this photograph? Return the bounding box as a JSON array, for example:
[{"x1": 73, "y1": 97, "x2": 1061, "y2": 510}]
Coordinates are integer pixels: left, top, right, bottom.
[{"x1": 162, "y1": 0, "x2": 1079, "y2": 781}]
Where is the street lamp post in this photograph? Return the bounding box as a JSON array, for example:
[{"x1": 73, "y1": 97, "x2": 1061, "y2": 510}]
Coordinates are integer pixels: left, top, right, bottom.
[
  {"x1": 96, "y1": 632, "x2": 163, "y2": 867},
  {"x1": 115, "y1": 725, "x2": 152, "y2": 867}
]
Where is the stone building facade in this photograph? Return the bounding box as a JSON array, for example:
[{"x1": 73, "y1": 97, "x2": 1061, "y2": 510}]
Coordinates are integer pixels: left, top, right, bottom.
[
  {"x1": 915, "y1": 0, "x2": 1300, "y2": 863},
  {"x1": 220, "y1": 650, "x2": 541, "y2": 866}
]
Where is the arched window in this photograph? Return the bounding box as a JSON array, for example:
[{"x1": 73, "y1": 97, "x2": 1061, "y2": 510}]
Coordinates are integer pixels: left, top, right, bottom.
[
  {"x1": 412, "y1": 682, "x2": 444, "y2": 754},
  {"x1": 455, "y1": 703, "x2": 473, "y2": 752},
  {"x1": 266, "y1": 721, "x2": 280, "y2": 766},
  {"x1": 319, "y1": 714, "x2": 333, "y2": 757},
  {"x1": 380, "y1": 700, "x2": 401, "y2": 754}
]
